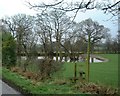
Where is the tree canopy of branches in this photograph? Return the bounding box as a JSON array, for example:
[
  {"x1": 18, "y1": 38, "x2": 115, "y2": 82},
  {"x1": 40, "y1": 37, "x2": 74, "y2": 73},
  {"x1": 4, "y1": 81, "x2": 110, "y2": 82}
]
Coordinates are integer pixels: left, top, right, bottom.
[
  {"x1": 27, "y1": 0, "x2": 120, "y2": 20},
  {"x1": 79, "y1": 18, "x2": 110, "y2": 53},
  {"x1": 75, "y1": 18, "x2": 109, "y2": 82},
  {"x1": 36, "y1": 9, "x2": 72, "y2": 61}
]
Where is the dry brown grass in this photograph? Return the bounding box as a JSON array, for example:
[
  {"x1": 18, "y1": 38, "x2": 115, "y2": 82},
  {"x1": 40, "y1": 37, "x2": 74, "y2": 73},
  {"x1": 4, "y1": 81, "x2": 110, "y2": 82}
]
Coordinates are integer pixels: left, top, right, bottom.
[
  {"x1": 10, "y1": 66, "x2": 40, "y2": 80},
  {"x1": 74, "y1": 82, "x2": 118, "y2": 95}
]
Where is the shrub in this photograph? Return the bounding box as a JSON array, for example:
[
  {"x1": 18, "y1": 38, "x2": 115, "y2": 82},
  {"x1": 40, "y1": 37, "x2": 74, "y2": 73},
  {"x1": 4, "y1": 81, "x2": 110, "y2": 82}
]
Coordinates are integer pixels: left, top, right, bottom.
[
  {"x1": 37, "y1": 58, "x2": 63, "y2": 80},
  {"x1": 2, "y1": 32, "x2": 16, "y2": 68}
]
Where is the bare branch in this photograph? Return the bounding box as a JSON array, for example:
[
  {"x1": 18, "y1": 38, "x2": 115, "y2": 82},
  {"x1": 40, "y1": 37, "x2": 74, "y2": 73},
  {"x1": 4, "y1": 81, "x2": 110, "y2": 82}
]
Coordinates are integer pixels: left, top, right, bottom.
[
  {"x1": 27, "y1": 0, "x2": 64, "y2": 9},
  {"x1": 102, "y1": 1, "x2": 120, "y2": 11},
  {"x1": 27, "y1": 0, "x2": 120, "y2": 17}
]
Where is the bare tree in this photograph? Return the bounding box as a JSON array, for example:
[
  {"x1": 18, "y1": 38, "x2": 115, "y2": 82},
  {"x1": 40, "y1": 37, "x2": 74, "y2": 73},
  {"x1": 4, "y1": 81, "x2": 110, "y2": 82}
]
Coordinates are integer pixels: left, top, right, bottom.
[
  {"x1": 78, "y1": 18, "x2": 109, "y2": 82},
  {"x1": 79, "y1": 18, "x2": 109, "y2": 53},
  {"x1": 36, "y1": 12, "x2": 54, "y2": 59},
  {"x1": 104, "y1": 33, "x2": 113, "y2": 53},
  {"x1": 104, "y1": 33, "x2": 119, "y2": 54},
  {"x1": 36, "y1": 9, "x2": 72, "y2": 61},
  {"x1": 117, "y1": 30, "x2": 120, "y2": 53}
]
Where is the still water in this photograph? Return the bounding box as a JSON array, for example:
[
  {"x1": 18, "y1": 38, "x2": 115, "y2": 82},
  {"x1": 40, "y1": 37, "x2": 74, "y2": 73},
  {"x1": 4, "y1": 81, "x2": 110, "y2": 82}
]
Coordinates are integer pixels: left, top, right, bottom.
[{"x1": 21, "y1": 56, "x2": 103, "y2": 63}]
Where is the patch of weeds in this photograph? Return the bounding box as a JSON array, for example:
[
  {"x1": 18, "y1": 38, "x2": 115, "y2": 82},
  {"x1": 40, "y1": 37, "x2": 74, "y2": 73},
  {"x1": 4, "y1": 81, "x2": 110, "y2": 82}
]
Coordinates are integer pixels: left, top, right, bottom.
[{"x1": 73, "y1": 82, "x2": 118, "y2": 95}]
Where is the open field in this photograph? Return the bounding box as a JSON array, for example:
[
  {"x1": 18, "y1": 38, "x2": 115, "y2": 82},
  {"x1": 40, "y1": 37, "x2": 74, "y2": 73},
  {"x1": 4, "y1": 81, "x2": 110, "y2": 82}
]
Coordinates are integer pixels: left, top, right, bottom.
[
  {"x1": 54, "y1": 54, "x2": 118, "y2": 88},
  {"x1": 89, "y1": 54, "x2": 118, "y2": 88}
]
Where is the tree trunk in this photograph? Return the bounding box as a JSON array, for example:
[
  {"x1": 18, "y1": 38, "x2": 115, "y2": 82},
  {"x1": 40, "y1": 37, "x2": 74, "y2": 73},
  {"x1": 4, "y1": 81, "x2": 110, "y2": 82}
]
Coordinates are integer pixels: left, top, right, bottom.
[
  {"x1": 74, "y1": 62, "x2": 77, "y2": 83},
  {"x1": 17, "y1": 34, "x2": 22, "y2": 67},
  {"x1": 59, "y1": 40, "x2": 62, "y2": 62},
  {"x1": 56, "y1": 41, "x2": 59, "y2": 61},
  {"x1": 86, "y1": 33, "x2": 91, "y2": 82}
]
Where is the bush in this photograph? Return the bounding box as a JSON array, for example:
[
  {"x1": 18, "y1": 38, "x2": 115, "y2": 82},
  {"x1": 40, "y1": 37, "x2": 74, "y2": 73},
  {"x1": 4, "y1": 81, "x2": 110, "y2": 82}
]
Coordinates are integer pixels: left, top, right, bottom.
[
  {"x1": 2, "y1": 32, "x2": 16, "y2": 67},
  {"x1": 37, "y1": 58, "x2": 63, "y2": 80}
]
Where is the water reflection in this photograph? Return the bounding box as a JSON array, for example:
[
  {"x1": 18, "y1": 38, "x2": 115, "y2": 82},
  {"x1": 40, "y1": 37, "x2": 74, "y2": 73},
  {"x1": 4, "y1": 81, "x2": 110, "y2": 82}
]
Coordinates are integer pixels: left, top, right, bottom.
[{"x1": 21, "y1": 56, "x2": 103, "y2": 63}]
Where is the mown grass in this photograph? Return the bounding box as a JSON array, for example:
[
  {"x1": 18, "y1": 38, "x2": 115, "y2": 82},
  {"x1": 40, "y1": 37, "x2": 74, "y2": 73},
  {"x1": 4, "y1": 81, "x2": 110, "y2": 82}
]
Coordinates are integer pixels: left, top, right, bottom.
[
  {"x1": 54, "y1": 54, "x2": 118, "y2": 88},
  {"x1": 89, "y1": 54, "x2": 118, "y2": 88}
]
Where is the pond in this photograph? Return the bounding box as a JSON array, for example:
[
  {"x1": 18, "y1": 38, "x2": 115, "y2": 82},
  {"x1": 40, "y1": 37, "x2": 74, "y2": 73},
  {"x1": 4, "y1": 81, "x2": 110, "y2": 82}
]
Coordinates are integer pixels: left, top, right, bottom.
[{"x1": 21, "y1": 56, "x2": 104, "y2": 63}]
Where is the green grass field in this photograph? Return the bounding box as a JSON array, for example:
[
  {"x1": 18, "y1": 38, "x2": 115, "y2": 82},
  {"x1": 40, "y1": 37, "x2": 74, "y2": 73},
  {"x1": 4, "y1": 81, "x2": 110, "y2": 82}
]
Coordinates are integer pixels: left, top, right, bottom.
[
  {"x1": 55, "y1": 54, "x2": 118, "y2": 88},
  {"x1": 89, "y1": 54, "x2": 118, "y2": 88},
  {"x1": 2, "y1": 54, "x2": 118, "y2": 94}
]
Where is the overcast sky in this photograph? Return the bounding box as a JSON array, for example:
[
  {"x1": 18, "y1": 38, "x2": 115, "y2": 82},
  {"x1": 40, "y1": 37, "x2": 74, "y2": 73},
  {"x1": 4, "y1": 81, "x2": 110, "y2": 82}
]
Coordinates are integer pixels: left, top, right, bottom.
[{"x1": 0, "y1": 0, "x2": 118, "y2": 38}]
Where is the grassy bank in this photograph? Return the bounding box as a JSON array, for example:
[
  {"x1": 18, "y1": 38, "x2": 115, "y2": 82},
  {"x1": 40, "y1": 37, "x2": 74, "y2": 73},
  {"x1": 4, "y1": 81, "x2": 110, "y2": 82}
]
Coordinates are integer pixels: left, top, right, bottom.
[
  {"x1": 2, "y1": 66, "x2": 118, "y2": 95},
  {"x1": 2, "y1": 67, "x2": 81, "y2": 95}
]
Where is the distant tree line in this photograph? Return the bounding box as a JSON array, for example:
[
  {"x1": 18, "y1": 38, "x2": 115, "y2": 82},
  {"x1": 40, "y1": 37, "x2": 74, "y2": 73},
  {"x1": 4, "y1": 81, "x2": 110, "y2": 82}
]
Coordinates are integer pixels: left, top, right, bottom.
[{"x1": 1, "y1": 12, "x2": 119, "y2": 63}]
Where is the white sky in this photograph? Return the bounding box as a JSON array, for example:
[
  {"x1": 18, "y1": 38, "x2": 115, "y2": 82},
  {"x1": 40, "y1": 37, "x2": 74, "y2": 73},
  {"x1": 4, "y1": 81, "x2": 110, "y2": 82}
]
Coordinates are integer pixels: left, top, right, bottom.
[{"x1": 0, "y1": 0, "x2": 118, "y2": 38}]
